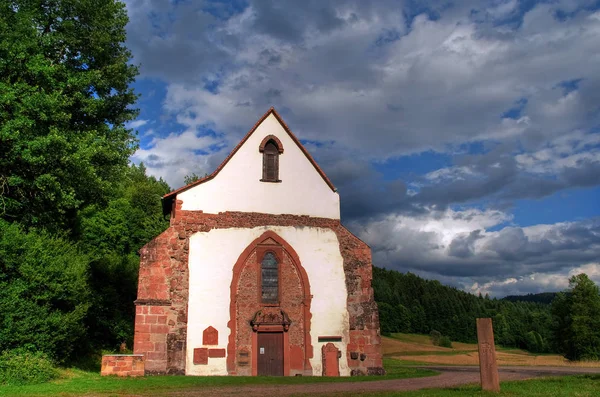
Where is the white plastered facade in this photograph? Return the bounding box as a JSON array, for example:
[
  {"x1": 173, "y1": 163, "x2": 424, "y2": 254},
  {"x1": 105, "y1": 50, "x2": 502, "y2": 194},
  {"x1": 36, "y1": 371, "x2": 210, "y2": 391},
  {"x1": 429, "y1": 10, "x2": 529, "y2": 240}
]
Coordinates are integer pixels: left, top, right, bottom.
[
  {"x1": 185, "y1": 226, "x2": 351, "y2": 376},
  {"x1": 177, "y1": 114, "x2": 340, "y2": 220}
]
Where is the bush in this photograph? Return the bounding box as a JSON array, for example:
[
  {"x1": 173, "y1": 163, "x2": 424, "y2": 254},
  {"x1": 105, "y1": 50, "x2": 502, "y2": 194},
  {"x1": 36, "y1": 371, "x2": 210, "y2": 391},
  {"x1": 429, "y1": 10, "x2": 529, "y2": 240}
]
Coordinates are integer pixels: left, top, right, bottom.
[
  {"x1": 0, "y1": 221, "x2": 90, "y2": 363},
  {"x1": 430, "y1": 330, "x2": 453, "y2": 348},
  {"x1": 439, "y1": 336, "x2": 453, "y2": 348},
  {"x1": 430, "y1": 330, "x2": 442, "y2": 346},
  {"x1": 525, "y1": 331, "x2": 546, "y2": 353},
  {"x1": 0, "y1": 349, "x2": 59, "y2": 385}
]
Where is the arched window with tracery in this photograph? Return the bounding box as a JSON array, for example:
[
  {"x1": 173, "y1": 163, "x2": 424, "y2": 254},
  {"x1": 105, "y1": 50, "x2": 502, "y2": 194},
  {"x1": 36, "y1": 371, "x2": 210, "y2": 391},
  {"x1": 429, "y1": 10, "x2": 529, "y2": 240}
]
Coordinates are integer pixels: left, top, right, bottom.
[
  {"x1": 261, "y1": 252, "x2": 279, "y2": 304},
  {"x1": 259, "y1": 136, "x2": 283, "y2": 182}
]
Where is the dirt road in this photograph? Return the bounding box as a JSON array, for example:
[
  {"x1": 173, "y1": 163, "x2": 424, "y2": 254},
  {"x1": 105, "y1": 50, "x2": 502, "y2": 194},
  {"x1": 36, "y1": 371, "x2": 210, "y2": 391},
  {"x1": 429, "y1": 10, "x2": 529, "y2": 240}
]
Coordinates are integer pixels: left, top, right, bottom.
[{"x1": 161, "y1": 366, "x2": 600, "y2": 396}]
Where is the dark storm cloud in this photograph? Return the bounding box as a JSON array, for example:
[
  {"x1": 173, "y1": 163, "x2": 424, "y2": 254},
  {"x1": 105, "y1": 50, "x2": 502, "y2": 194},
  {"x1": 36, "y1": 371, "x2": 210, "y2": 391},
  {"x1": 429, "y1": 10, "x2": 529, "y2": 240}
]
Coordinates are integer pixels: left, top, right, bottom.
[
  {"x1": 250, "y1": 0, "x2": 346, "y2": 42},
  {"x1": 406, "y1": 143, "x2": 600, "y2": 210},
  {"x1": 125, "y1": 0, "x2": 236, "y2": 81},
  {"x1": 448, "y1": 230, "x2": 484, "y2": 258},
  {"x1": 340, "y1": 179, "x2": 412, "y2": 220},
  {"x1": 363, "y1": 217, "x2": 600, "y2": 282},
  {"x1": 323, "y1": 135, "x2": 599, "y2": 223},
  {"x1": 308, "y1": 145, "x2": 418, "y2": 220}
]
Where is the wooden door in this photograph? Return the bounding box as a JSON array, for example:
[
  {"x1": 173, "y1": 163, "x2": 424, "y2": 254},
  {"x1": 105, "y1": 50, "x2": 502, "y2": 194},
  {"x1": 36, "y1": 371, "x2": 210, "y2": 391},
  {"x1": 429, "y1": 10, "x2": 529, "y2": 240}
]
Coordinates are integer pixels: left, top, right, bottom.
[{"x1": 257, "y1": 332, "x2": 283, "y2": 376}]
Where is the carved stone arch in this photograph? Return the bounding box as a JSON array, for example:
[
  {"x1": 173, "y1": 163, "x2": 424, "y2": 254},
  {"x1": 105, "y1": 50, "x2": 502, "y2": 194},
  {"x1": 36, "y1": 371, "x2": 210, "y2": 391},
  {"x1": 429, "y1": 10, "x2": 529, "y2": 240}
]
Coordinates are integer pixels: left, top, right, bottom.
[
  {"x1": 227, "y1": 231, "x2": 312, "y2": 376},
  {"x1": 250, "y1": 308, "x2": 292, "y2": 332},
  {"x1": 259, "y1": 135, "x2": 284, "y2": 153},
  {"x1": 228, "y1": 231, "x2": 311, "y2": 308},
  {"x1": 260, "y1": 136, "x2": 283, "y2": 182}
]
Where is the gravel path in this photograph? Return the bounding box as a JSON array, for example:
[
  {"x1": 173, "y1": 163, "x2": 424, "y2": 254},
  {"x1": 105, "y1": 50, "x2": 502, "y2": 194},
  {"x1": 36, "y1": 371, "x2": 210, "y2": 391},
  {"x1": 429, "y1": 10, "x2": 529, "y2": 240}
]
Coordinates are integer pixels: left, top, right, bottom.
[{"x1": 159, "y1": 366, "x2": 600, "y2": 397}]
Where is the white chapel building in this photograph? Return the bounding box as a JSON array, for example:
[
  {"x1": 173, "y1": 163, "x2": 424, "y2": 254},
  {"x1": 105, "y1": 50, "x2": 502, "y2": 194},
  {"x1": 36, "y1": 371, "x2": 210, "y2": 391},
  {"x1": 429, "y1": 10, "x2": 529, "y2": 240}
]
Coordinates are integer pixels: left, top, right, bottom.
[{"x1": 133, "y1": 108, "x2": 384, "y2": 377}]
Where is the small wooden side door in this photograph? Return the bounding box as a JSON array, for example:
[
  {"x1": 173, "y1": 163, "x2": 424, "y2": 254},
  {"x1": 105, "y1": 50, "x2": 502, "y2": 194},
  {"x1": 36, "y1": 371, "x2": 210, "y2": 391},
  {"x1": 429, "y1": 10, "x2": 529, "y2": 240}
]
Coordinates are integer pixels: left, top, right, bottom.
[{"x1": 257, "y1": 332, "x2": 283, "y2": 376}]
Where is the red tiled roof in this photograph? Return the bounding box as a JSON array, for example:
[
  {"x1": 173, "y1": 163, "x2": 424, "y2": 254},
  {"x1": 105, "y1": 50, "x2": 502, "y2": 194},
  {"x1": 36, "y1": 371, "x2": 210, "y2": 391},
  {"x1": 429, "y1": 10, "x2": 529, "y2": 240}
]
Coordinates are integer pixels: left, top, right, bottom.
[{"x1": 162, "y1": 107, "x2": 337, "y2": 203}]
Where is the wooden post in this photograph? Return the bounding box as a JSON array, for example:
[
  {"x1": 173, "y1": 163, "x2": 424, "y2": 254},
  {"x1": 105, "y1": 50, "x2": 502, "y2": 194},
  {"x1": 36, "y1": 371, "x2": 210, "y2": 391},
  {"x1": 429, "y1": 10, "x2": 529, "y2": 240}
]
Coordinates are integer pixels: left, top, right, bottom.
[{"x1": 476, "y1": 318, "x2": 500, "y2": 392}]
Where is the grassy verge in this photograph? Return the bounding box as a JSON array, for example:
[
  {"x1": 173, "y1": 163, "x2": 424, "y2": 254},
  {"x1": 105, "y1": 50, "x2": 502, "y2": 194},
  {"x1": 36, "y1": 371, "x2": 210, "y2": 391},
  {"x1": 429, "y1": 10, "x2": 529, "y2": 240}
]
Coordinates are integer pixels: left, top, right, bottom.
[
  {"x1": 396, "y1": 350, "x2": 475, "y2": 356},
  {"x1": 324, "y1": 374, "x2": 600, "y2": 396},
  {"x1": 0, "y1": 358, "x2": 436, "y2": 397}
]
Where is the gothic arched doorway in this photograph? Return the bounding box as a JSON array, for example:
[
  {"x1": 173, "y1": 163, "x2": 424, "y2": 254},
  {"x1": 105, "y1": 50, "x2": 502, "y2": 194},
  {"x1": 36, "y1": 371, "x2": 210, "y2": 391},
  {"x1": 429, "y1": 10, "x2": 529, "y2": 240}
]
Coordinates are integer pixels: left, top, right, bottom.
[{"x1": 227, "y1": 231, "x2": 312, "y2": 376}]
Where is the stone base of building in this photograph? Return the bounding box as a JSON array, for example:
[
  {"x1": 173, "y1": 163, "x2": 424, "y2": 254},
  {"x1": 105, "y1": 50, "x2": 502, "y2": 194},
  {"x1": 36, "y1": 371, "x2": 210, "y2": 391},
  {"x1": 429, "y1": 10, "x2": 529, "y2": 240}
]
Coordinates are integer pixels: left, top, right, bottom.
[{"x1": 101, "y1": 354, "x2": 145, "y2": 377}]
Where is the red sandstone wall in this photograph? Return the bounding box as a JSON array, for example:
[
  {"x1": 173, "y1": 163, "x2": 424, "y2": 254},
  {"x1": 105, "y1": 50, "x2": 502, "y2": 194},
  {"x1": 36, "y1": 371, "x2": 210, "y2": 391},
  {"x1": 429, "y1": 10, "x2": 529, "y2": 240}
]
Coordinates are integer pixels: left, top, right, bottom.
[
  {"x1": 336, "y1": 228, "x2": 385, "y2": 375},
  {"x1": 133, "y1": 304, "x2": 179, "y2": 373},
  {"x1": 101, "y1": 355, "x2": 144, "y2": 377},
  {"x1": 134, "y1": 202, "x2": 384, "y2": 375}
]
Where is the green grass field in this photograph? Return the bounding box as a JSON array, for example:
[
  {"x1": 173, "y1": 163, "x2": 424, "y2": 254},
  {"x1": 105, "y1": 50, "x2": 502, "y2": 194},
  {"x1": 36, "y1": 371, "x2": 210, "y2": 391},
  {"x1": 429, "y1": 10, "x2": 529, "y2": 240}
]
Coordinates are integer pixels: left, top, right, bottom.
[
  {"x1": 0, "y1": 358, "x2": 435, "y2": 397},
  {"x1": 3, "y1": 333, "x2": 599, "y2": 397},
  {"x1": 2, "y1": 358, "x2": 599, "y2": 396},
  {"x1": 324, "y1": 374, "x2": 600, "y2": 397}
]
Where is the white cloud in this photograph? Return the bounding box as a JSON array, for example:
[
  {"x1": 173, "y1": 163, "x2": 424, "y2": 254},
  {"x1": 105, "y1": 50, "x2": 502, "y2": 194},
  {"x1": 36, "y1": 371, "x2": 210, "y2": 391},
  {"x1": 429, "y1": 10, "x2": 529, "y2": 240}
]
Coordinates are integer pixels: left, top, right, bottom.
[
  {"x1": 353, "y1": 207, "x2": 600, "y2": 296},
  {"x1": 424, "y1": 166, "x2": 478, "y2": 183},
  {"x1": 515, "y1": 130, "x2": 600, "y2": 174},
  {"x1": 132, "y1": 129, "x2": 224, "y2": 188},
  {"x1": 127, "y1": 119, "x2": 149, "y2": 129},
  {"x1": 470, "y1": 262, "x2": 600, "y2": 296},
  {"x1": 133, "y1": 1, "x2": 599, "y2": 162},
  {"x1": 351, "y1": 207, "x2": 512, "y2": 261},
  {"x1": 487, "y1": 0, "x2": 518, "y2": 19}
]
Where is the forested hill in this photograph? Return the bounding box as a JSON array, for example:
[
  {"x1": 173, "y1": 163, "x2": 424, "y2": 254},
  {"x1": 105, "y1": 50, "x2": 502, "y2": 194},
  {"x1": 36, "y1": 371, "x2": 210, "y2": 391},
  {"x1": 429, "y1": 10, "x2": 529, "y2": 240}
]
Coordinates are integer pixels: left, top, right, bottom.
[
  {"x1": 502, "y1": 292, "x2": 558, "y2": 305},
  {"x1": 372, "y1": 267, "x2": 552, "y2": 353}
]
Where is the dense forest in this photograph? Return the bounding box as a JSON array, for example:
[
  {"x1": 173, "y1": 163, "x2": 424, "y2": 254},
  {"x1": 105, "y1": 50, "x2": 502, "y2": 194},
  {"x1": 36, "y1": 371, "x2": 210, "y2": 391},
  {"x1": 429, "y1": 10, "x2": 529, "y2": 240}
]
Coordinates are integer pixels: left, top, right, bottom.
[
  {"x1": 503, "y1": 293, "x2": 558, "y2": 305},
  {"x1": 373, "y1": 268, "x2": 553, "y2": 353},
  {"x1": 374, "y1": 268, "x2": 600, "y2": 359},
  {"x1": 1, "y1": 0, "x2": 599, "y2": 375}
]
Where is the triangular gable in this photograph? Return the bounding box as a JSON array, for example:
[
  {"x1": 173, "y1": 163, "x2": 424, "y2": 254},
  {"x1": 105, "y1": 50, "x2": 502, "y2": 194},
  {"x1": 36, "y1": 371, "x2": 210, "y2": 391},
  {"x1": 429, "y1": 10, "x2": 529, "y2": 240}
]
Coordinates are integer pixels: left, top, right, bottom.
[{"x1": 162, "y1": 108, "x2": 336, "y2": 214}]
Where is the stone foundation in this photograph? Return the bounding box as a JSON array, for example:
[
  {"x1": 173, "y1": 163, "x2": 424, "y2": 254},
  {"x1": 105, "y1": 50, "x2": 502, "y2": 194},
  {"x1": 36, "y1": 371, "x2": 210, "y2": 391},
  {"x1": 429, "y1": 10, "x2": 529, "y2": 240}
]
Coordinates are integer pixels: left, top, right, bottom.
[{"x1": 101, "y1": 354, "x2": 144, "y2": 377}]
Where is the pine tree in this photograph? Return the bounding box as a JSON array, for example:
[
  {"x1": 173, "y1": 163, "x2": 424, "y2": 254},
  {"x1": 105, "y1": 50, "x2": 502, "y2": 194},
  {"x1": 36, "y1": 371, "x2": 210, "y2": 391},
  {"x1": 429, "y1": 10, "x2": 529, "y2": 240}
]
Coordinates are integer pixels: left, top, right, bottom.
[{"x1": 552, "y1": 273, "x2": 600, "y2": 360}]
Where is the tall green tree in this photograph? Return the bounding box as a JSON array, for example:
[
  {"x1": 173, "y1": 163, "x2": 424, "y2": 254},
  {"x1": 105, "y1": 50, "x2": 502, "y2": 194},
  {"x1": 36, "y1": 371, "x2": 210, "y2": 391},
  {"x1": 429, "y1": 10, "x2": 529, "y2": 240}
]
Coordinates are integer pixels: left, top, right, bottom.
[
  {"x1": 552, "y1": 273, "x2": 600, "y2": 360},
  {"x1": 0, "y1": 0, "x2": 149, "y2": 363},
  {"x1": 0, "y1": 0, "x2": 138, "y2": 232},
  {"x1": 78, "y1": 163, "x2": 170, "y2": 351}
]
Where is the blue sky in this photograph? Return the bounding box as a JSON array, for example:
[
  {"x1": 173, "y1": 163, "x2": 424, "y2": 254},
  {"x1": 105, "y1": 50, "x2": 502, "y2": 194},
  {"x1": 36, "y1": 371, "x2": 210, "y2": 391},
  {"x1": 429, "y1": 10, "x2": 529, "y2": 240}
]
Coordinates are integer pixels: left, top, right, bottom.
[{"x1": 123, "y1": 0, "x2": 600, "y2": 296}]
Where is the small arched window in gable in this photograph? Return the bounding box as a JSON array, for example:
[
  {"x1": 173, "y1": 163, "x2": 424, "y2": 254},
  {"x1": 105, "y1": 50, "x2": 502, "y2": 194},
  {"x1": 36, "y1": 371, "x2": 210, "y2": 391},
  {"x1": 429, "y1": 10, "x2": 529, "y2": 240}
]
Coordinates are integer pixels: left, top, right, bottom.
[
  {"x1": 261, "y1": 252, "x2": 279, "y2": 304},
  {"x1": 259, "y1": 136, "x2": 283, "y2": 182}
]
